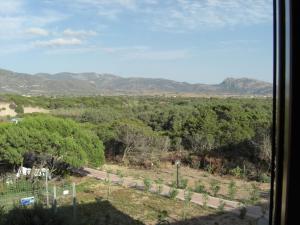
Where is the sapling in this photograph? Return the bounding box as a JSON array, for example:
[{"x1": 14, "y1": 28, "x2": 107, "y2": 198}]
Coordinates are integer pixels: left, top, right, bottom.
[
  {"x1": 209, "y1": 179, "x2": 221, "y2": 197},
  {"x1": 227, "y1": 180, "x2": 237, "y2": 200},
  {"x1": 194, "y1": 180, "x2": 206, "y2": 193},
  {"x1": 169, "y1": 187, "x2": 179, "y2": 200},
  {"x1": 143, "y1": 178, "x2": 152, "y2": 192},
  {"x1": 155, "y1": 178, "x2": 163, "y2": 195},
  {"x1": 183, "y1": 188, "x2": 193, "y2": 220}
]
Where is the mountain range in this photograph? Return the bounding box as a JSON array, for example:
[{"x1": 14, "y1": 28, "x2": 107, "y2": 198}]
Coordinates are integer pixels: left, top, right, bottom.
[{"x1": 0, "y1": 68, "x2": 272, "y2": 96}]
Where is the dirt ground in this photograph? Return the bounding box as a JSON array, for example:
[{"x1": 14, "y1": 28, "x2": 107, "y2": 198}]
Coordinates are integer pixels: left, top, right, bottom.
[
  {"x1": 63, "y1": 176, "x2": 257, "y2": 225},
  {"x1": 101, "y1": 163, "x2": 270, "y2": 204},
  {"x1": 0, "y1": 102, "x2": 49, "y2": 117}
]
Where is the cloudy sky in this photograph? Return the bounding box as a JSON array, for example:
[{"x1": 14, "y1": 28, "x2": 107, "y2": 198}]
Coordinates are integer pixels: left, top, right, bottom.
[{"x1": 0, "y1": 0, "x2": 273, "y2": 84}]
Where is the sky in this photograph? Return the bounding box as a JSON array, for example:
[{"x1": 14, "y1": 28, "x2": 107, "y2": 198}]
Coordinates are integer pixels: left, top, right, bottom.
[{"x1": 0, "y1": 0, "x2": 273, "y2": 84}]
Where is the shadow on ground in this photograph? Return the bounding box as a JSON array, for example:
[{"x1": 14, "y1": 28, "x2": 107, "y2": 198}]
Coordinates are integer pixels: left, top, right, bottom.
[
  {"x1": 0, "y1": 198, "x2": 143, "y2": 225},
  {"x1": 0, "y1": 198, "x2": 267, "y2": 225}
]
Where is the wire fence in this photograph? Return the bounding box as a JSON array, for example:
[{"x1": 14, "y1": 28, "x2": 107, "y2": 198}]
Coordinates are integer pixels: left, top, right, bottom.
[{"x1": 0, "y1": 176, "x2": 76, "y2": 212}]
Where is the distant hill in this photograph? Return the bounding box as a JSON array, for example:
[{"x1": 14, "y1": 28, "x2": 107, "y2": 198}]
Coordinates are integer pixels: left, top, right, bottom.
[{"x1": 0, "y1": 68, "x2": 272, "y2": 96}]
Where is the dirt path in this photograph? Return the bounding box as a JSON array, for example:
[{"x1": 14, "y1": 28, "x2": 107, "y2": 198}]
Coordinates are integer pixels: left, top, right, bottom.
[{"x1": 82, "y1": 167, "x2": 268, "y2": 221}]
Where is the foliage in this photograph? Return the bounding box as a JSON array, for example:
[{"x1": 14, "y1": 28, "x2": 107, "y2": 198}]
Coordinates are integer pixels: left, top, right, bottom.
[
  {"x1": 209, "y1": 179, "x2": 221, "y2": 197},
  {"x1": 248, "y1": 183, "x2": 260, "y2": 205},
  {"x1": 14, "y1": 105, "x2": 24, "y2": 114},
  {"x1": 227, "y1": 180, "x2": 237, "y2": 200},
  {"x1": 168, "y1": 187, "x2": 179, "y2": 200},
  {"x1": 0, "y1": 94, "x2": 273, "y2": 179},
  {"x1": 194, "y1": 180, "x2": 206, "y2": 194},
  {"x1": 143, "y1": 178, "x2": 152, "y2": 192},
  {"x1": 0, "y1": 115, "x2": 105, "y2": 169},
  {"x1": 155, "y1": 178, "x2": 164, "y2": 194}
]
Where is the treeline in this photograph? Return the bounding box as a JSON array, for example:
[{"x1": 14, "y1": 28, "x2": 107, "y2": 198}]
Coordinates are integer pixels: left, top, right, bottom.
[{"x1": 0, "y1": 95, "x2": 272, "y2": 180}]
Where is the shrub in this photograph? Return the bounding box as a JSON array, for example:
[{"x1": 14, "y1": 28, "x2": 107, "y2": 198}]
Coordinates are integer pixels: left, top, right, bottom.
[
  {"x1": 209, "y1": 179, "x2": 221, "y2": 197},
  {"x1": 248, "y1": 183, "x2": 260, "y2": 204},
  {"x1": 143, "y1": 178, "x2": 152, "y2": 192},
  {"x1": 155, "y1": 178, "x2": 163, "y2": 194},
  {"x1": 169, "y1": 187, "x2": 179, "y2": 200},
  {"x1": 227, "y1": 180, "x2": 237, "y2": 200},
  {"x1": 230, "y1": 166, "x2": 243, "y2": 178},
  {"x1": 14, "y1": 105, "x2": 24, "y2": 114},
  {"x1": 194, "y1": 180, "x2": 206, "y2": 193},
  {"x1": 183, "y1": 188, "x2": 193, "y2": 220}
]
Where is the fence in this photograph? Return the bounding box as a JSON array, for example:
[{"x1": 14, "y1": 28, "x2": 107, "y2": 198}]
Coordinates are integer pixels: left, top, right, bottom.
[{"x1": 0, "y1": 176, "x2": 77, "y2": 215}]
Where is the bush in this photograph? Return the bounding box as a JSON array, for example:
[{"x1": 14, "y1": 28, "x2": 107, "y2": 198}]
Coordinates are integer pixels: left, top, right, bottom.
[
  {"x1": 143, "y1": 178, "x2": 152, "y2": 192},
  {"x1": 155, "y1": 178, "x2": 163, "y2": 194},
  {"x1": 227, "y1": 180, "x2": 237, "y2": 200},
  {"x1": 209, "y1": 179, "x2": 221, "y2": 197},
  {"x1": 14, "y1": 105, "x2": 24, "y2": 114},
  {"x1": 230, "y1": 166, "x2": 243, "y2": 178},
  {"x1": 248, "y1": 183, "x2": 260, "y2": 204},
  {"x1": 169, "y1": 187, "x2": 179, "y2": 199},
  {"x1": 194, "y1": 180, "x2": 206, "y2": 193}
]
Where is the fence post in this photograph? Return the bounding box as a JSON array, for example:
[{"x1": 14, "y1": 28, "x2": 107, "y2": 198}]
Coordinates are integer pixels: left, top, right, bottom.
[
  {"x1": 53, "y1": 185, "x2": 57, "y2": 214},
  {"x1": 72, "y1": 182, "x2": 77, "y2": 220},
  {"x1": 45, "y1": 170, "x2": 49, "y2": 207}
]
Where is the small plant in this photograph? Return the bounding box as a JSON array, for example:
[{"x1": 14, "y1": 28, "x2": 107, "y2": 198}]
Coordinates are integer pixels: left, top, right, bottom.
[
  {"x1": 155, "y1": 178, "x2": 164, "y2": 194},
  {"x1": 171, "y1": 177, "x2": 188, "y2": 189},
  {"x1": 230, "y1": 166, "x2": 243, "y2": 178},
  {"x1": 248, "y1": 183, "x2": 260, "y2": 204},
  {"x1": 194, "y1": 180, "x2": 206, "y2": 193},
  {"x1": 169, "y1": 187, "x2": 179, "y2": 200},
  {"x1": 227, "y1": 180, "x2": 237, "y2": 200},
  {"x1": 258, "y1": 173, "x2": 271, "y2": 183},
  {"x1": 205, "y1": 164, "x2": 213, "y2": 174},
  {"x1": 143, "y1": 178, "x2": 152, "y2": 192},
  {"x1": 183, "y1": 188, "x2": 193, "y2": 220},
  {"x1": 105, "y1": 173, "x2": 111, "y2": 200},
  {"x1": 202, "y1": 192, "x2": 209, "y2": 209},
  {"x1": 116, "y1": 169, "x2": 123, "y2": 177},
  {"x1": 217, "y1": 200, "x2": 225, "y2": 212},
  {"x1": 180, "y1": 178, "x2": 188, "y2": 189},
  {"x1": 209, "y1": 179, "x2": 221, "y2": 197},
  {"x1": 157, "y1": 210, "x2": 169, "y2": 225}
]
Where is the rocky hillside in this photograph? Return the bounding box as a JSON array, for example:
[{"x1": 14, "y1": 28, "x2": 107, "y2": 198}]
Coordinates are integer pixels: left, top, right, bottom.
[{"x1": 0, "y1": 68, "x2": 272, "y2": 96}]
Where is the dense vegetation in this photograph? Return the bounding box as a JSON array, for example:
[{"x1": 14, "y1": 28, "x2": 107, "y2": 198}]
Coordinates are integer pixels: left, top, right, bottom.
[
  {"x1": 0, "y1": 115, "x2": 105, "y2": 170},
  {"x1": 0, "y1": 94, "x2": 272, "y2": 180}
]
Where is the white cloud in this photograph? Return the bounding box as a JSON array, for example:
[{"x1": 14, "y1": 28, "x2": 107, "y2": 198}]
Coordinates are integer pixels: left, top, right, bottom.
[
  {"x1": 102, "y1": 46, "x2": 189, "y2": 61},
  {"x1": 63, "y1": 29, "x2": 97, "y2": 37},
  {"x1": 26, "y1": 27, "x2": 49, "y2": 36},
  {"x1": 33, "y1": 38, "x2": 82, "y2": 47},
  {"x1": 150, "y1": 0, "x2": 273, "y2": 31}
]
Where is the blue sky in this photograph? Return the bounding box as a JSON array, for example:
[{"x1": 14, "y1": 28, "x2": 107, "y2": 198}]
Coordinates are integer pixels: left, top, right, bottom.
[{"x1": 0, "y1": 0, "x2": 273, "y2": 84}]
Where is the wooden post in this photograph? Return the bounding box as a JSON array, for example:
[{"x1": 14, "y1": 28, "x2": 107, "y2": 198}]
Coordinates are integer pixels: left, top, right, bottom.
[
  {"x1": 45, "y1": 170, "x2": 49, "y2": 207},
  {"x1": 53, "y1": 186, "x2": 57, "y2": 214},
  {"x1": 72, "y1": 183, "x2": 77, "y2": 220}
]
